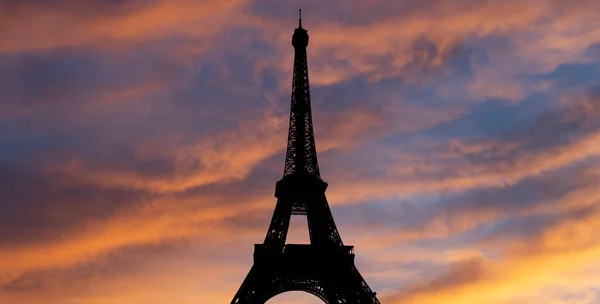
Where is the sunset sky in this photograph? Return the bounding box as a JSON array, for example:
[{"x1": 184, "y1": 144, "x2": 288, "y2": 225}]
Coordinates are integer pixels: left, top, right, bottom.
[{"x1": 1, "y1": 0, "x2": 600, "y2": 303}]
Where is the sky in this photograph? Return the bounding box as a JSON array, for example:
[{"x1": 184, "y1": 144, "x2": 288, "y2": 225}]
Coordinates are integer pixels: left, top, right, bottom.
[{"x1": 1, "y1": 0, "x2": 600, "y2": 303}]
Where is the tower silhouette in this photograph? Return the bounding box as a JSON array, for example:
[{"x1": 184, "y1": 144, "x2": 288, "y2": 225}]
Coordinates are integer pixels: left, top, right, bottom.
[{"x1": 230, "y1": 11, "x2": 380, "y2": 304}]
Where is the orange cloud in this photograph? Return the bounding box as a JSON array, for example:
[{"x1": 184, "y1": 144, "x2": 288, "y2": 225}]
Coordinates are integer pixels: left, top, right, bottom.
[
  {"x1": 382, "y1": 198, "x2": 600, "y2": 304},
  {"x1": 0, "y1": 0, "x2": 248, "y2": 53}
]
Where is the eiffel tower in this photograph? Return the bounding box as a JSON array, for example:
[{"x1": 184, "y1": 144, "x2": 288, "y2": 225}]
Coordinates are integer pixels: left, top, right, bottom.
[{"x1": 230, "y1": 10, "x2": 380, "y2": 304}]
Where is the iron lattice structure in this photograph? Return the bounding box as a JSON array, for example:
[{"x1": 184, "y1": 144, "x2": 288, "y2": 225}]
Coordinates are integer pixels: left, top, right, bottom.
[{"x1": 230, "y1": 11, "x2": 381, "y2": 304}]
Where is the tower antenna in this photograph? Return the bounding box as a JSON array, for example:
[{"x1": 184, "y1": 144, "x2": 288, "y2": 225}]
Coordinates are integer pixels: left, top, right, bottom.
[{"x1": 299, "y1": 9, "x2": 302, "y2": 28}]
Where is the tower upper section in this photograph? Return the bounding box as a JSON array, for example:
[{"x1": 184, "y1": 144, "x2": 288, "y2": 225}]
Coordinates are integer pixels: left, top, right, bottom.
[{"x1": 282, "y1": 9, "x2": 320, "y2": 179}]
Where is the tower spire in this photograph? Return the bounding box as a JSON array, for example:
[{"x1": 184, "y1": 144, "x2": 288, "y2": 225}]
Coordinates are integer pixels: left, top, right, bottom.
[{"x1": 286, "y1": 9, "x2": 316, "y2": 178}]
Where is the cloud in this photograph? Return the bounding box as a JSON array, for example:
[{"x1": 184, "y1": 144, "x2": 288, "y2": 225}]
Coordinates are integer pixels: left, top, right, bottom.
[
  {"x1": 0, "y1": 0, "x2": 248, "y2": 53},
  {"x1": 0, "y1": 238, "x2": 250, "y2": 304},
  {"x1": 380, "y1": 194, "x2": 600, "y2": 304},
  {"x1": 2, "y1": 0, "x2": 600, "y2": 303}
]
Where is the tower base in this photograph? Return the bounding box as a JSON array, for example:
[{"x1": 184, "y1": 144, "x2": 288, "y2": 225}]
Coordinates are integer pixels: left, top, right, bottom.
[{"x1": 230, "y1": 244, "x2": 380, "y2": 304}]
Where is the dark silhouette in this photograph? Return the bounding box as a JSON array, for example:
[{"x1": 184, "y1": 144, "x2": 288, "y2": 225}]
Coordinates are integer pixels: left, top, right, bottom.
[{"x1": 230, "y1": 10, "x2": 381, "y2": 304}]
